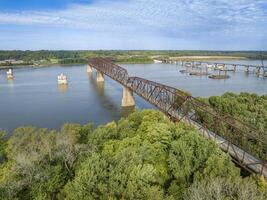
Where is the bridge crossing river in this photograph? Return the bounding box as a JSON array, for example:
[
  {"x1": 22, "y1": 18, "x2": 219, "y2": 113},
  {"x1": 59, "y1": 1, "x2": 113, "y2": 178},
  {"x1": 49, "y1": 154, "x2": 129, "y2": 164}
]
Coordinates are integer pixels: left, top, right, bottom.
[{"x1": 88, "y1": 57, "x2": 267, "y2": 178}]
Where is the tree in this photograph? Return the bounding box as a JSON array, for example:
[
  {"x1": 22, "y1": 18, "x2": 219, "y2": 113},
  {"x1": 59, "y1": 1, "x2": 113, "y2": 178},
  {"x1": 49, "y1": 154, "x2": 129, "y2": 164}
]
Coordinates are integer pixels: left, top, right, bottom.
[
  {"x1": 186, "y1": 177, "x2": 266, "y2": 200},
  {"x1": 0, "y1": 131, "x2": 6, "y2": 163},
  {"x1": 63, "y1": 153, "x2": 109, "y2": 200}
]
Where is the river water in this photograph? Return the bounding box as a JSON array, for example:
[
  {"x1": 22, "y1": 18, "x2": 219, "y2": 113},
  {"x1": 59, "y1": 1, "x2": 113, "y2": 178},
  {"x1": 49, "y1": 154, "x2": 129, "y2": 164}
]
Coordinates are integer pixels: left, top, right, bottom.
[{"x1": 0, "y1": 60, "x2": 266, "y2": 133}]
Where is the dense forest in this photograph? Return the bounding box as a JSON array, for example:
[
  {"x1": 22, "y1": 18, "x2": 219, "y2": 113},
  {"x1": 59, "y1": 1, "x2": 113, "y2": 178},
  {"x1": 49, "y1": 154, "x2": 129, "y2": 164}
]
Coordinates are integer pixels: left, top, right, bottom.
[
  {"x1": 0, "y1": 110, "x2": 266, "y2": 200},
  {"x1": 198, "y1": 93, "x2": 267, "y2": 160},
  {"x1": 173, "y1": 92, "x2": 267, "y2": 163},
  {"x1": 0, "y1": 50, "x2": 266, "y2": 66},
  {"x1": 204, "y1": 92, "x2": 267, "y2": 134}
]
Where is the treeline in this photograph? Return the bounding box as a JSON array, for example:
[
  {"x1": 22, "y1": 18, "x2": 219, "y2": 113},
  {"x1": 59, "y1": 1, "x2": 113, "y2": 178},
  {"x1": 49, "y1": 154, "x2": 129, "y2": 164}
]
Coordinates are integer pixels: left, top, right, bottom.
[
  {"x1": 0, "y1": 61, "x2": 34, "y2": 66},
  {"x1": 0, "y1": 110, "x2": 266, "y2": 199},
  {"x1": 58, "y1": 58, "x2": 87, "y2": 64},
  {"x1": 0, "y1": 51, "x2": 82, "y2": 61},
  {"x1": 0, "y1": 50, "x2": 266, "y2": 62},
  {"x1": 116, "y1": 56, "x2": 153, "y2": 63}
]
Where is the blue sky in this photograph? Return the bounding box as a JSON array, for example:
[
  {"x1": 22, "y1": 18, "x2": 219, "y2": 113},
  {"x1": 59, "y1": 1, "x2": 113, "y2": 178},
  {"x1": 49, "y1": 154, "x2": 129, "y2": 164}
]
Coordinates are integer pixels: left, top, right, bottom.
[{"x1": 0, "y1": 0, "x2": 266, "y2": 50}]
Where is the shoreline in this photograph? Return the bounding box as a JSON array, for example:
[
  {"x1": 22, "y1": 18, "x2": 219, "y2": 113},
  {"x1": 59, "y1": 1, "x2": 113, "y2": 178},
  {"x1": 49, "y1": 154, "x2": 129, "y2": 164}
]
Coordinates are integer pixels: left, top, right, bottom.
[
  {"x1": 0, "y1": 56, "x2": 264, "y2": 70},
  {"x1": 0, "y1": 63, "x2": 87, "y2": 70}
]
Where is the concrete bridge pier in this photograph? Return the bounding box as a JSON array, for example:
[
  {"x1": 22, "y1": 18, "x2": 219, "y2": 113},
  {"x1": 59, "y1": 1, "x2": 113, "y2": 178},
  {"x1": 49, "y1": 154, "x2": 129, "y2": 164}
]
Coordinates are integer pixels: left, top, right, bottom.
[
  {"x1": 96, "y1": 71, "x2": 105, "y2": 82},
  {"x1": 7, "y1": 69, "x2": 14, "y2": 80},
  {"x1": 121, "y1": 86, "x2": 135, "y2": 107},
  {"x1": 87, "y1": 65, "x2": 93, "y2": 73}
]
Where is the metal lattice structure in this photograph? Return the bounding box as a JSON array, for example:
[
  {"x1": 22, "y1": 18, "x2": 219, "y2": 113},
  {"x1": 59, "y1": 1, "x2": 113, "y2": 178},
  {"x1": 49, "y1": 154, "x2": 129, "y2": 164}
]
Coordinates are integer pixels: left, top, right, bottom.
[{"x1": 89, "y1": 57, "x2": 267, "y2": 178}]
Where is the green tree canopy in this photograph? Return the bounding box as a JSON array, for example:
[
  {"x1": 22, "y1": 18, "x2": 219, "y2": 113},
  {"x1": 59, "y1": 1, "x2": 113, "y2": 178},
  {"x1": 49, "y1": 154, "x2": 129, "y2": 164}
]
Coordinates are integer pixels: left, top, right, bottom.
[{"x1": 0, "y1": 110, "x2": 266, "y2": 200}]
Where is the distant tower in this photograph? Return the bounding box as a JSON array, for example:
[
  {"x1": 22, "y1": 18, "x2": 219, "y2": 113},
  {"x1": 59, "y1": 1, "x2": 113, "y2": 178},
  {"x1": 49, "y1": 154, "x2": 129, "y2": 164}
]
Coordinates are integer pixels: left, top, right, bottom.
[
  {"x1": 7, "y1": 69, "x2": 14, "y2": 80},
  {"x1": 58, "y1": 73, "x2": 68, "y2": 85}
]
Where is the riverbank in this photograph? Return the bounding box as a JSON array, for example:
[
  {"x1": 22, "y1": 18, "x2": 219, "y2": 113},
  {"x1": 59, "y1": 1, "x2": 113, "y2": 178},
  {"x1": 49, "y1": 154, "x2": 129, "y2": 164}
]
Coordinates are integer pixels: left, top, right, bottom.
[
  {"x1": 0, "y1": 62, "x2": 86, "y2": 70},
  {"x1": 0, "y1": 56, "x2": 261, "y2": 70}
]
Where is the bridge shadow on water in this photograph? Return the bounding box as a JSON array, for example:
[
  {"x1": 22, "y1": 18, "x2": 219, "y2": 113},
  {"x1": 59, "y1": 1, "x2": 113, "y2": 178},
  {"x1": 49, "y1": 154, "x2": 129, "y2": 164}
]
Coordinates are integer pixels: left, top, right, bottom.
[{"x1": 87, "y1": 72, "x2": 134, "y2": 119}]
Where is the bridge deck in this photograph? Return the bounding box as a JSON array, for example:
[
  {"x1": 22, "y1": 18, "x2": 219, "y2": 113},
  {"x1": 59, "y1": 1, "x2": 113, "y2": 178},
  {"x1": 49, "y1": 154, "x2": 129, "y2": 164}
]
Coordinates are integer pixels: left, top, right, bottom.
[
  {"x1": 88, "y1": 57, "x2": 267, "y2": 178},
  {"x1": 180, "y1": 60, "x2": 265, "y2": 69}
]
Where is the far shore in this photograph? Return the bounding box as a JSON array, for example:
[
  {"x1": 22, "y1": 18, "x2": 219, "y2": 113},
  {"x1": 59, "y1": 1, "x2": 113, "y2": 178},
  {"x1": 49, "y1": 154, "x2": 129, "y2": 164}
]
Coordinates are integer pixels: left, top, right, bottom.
[
  {"x1": 0, "y1": 63, "x2": 87, "y2": 70},
  {"x1": 0, "y1": 56, "x2": 264, "y2": 70},
  {"x1": 169, "y1": 56, "x2": 249, "y2": 61}
]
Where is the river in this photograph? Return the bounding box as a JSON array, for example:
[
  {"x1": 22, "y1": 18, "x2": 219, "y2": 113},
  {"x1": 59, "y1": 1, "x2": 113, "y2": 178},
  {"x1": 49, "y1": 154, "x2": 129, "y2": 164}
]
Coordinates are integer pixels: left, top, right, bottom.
[{"x1": 0, "y1": 60, "x2": 266, "y2": 133}]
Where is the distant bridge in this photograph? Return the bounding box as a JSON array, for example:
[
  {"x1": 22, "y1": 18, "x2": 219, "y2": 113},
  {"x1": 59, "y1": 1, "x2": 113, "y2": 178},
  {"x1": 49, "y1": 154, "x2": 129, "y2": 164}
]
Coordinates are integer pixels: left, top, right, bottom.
[
  {"x1": 88, "y1": 57, "x2": 267, "y2": 178},
  {"x1": 159, "y1": 59, "x2": 267, "y2": 76}
]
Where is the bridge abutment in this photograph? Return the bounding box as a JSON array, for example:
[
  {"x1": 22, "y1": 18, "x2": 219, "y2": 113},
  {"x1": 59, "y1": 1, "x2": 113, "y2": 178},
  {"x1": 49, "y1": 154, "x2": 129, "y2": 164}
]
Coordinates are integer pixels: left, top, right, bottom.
[
  {"x1": 96, "y1": 71, "x2": 105, "y2": 82},
  {"x1": 121, "y1": 86, "x2": 135, "y2": 107}
]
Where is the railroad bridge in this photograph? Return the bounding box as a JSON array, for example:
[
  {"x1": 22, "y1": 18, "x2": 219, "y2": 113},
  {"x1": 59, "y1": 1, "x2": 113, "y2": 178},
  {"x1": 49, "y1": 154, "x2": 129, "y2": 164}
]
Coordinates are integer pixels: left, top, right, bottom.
[{"x1": 88, "y1": 57, "x2": 267, "y2": 178}]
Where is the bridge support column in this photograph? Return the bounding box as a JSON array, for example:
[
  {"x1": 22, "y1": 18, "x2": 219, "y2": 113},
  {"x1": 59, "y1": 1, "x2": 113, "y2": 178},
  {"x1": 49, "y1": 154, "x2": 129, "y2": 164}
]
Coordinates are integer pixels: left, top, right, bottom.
[
  {"x1": 7, "y1": 69, "x2": 14, "y2": 80},
  {"x1": 121, "y1": 86, "x2": 135, "y2": 107},
  {"x1": 96, "y1": 71, "x2": 104, "y2": 82},
  {"x1": 87, "y1": 65, "x2": 93, "y2": 73}
]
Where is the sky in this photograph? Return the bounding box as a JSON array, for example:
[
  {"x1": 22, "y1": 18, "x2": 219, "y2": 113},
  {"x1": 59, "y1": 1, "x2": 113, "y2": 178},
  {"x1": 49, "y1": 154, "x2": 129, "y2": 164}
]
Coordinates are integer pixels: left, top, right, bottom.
[{"x1": 0, "y1": 0, "x2": 266, "y2": 50}]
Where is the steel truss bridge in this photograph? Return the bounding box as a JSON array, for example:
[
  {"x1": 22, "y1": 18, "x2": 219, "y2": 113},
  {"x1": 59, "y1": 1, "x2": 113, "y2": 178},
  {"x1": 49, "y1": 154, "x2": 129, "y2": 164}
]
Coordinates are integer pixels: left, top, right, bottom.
[{"x1": 88, "y1": 57, "x2": 267, "y2": 178}]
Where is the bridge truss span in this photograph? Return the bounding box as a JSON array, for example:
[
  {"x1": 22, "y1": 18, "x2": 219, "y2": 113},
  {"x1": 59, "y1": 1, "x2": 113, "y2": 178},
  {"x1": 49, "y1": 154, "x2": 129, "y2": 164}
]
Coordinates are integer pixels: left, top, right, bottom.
[
  {"x1": 127, "y1": 77, "x2": 179, "y2": 118},
  {"x1": 88, "y1": 57, "x2": 267, "y2": 178},
  {"x1": 89, "y1": 57, "x2": 129, "y2": 85}
]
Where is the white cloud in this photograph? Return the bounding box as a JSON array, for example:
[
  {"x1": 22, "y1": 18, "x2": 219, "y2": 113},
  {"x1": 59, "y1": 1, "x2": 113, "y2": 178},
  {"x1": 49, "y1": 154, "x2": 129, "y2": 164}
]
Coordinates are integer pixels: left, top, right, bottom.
[
  {"x1": 0, "y1": 0, "x2": 266, "y2": 30},
  {"x1": 0, "y1": 0, "x2": 266, "y2": 50}
]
